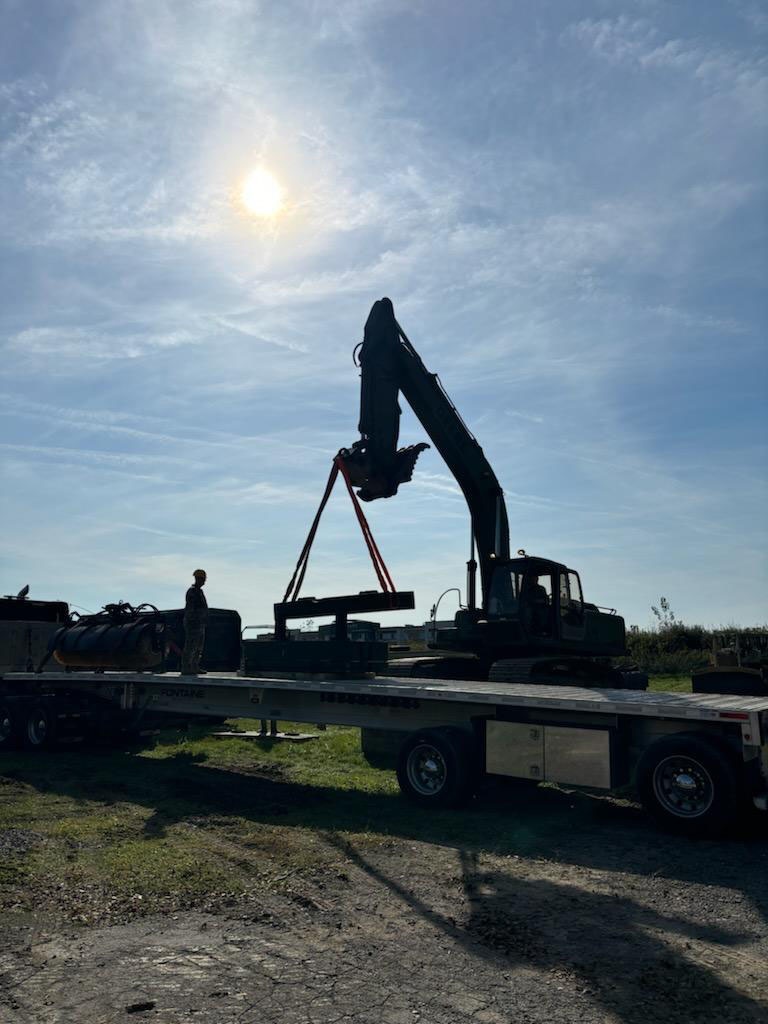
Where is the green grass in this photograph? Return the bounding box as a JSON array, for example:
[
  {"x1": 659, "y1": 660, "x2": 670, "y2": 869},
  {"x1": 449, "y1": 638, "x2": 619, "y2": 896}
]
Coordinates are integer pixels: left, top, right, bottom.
[
  {"x1": 0, "y1": 855, "x2": 29, "y2": 888},
  {"x1": 143, "y1": 719, "x2": 399, "y2": 793},
  {"x1": 0, "y1": 719, "x2": 400, "y2": 917},
  {"x1": 87, "y1": 836, "x2": 244, "y2": 895},
  {"x1": 648, "y1": 674, "x2": 691, "y2": 693},
  {"x1": 0, "y1": 719, "x2": 514, "y2": 916},
  {"x1": 0, "y1": 674, "x2": 693, "y2": 918}
]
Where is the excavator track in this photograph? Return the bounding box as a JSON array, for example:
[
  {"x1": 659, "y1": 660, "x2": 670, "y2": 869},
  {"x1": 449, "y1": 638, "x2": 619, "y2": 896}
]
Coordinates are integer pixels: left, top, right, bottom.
[
  {"x1": 386, "y1": 657, "x2": 645, "y2": 689},
  {"x1": 490, "y1": 658, "x2": 645, "y2": 689},
  {"x1": 487, "y1": 658, "x2": 541, "y2": 684},
  {"x1": 386, "y1": 657, "x2": 486, "y2": 681}
]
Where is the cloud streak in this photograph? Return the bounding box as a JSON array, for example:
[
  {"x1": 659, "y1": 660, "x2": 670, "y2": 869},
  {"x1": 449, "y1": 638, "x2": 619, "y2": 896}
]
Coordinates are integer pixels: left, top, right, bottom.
[{"x1": 0, "y1": 1, "x2": 765, "y2": 628}]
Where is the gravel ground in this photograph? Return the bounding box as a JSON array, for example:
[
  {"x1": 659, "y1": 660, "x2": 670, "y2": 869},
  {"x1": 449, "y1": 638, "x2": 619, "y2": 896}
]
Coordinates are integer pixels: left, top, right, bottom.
[{"x1": 1, "y1": 784, "x2": 766, "y2": 1024}]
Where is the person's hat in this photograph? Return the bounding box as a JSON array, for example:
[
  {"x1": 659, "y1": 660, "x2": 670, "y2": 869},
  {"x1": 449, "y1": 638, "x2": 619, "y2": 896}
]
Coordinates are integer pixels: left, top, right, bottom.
[{"x1": 193, "y1": 569, "x2": 207, "y2": 578}]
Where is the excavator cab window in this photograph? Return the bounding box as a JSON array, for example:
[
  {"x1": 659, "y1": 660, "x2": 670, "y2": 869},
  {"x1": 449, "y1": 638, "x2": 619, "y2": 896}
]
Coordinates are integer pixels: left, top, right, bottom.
[
  {"x1": 559, "y1": 571, "x2": 585, "y2": 629},
  {"x1": 488, "y1": 565, "x2": 555, "y2": 638},
  {"x1": 487, "y1": 567, "x2": 522, "y2": 618},
  {"x1": 521, "y1": 570, "x2": 553, "y2": 637}
]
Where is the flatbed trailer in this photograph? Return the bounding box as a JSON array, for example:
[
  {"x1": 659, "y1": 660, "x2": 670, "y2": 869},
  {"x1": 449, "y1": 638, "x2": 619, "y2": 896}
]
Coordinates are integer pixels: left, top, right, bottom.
[{"x1": 2, "y1": 670, "x2": 767, "y2": 836}]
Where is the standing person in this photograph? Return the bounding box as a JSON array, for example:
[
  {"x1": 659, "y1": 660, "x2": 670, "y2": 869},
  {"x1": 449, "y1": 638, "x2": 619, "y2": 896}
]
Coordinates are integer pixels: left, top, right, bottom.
[{"x1": 181, "y1": 569, "x2": 208, "y2": 675}]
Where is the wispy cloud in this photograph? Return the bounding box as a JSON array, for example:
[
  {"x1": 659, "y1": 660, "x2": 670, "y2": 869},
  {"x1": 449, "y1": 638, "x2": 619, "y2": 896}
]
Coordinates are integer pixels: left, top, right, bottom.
[
  {"x1": 0, "y1": 1, "x2": 765, "y2": 628},
  {"x1": 646, "y1": 305, "x2": 748, "y2": 333},
  {"x1": 0, "y1": 394, "x2": 336, "y2": 471},
  {"x1": 0, "y1": 441, "x2": 194, "y2": 469},
  {"x1": 7, "y1": 325, "x2": 201, "y2": 360},
  {"x1": 565, "y1": 15, "x2": 767, "y2": 118}
]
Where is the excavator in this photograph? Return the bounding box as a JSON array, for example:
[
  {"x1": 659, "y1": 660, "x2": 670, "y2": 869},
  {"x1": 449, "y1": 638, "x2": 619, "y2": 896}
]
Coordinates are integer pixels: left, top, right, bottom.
[{"x1": 339, "y1": 298, "x2": 644, "y2": 688}]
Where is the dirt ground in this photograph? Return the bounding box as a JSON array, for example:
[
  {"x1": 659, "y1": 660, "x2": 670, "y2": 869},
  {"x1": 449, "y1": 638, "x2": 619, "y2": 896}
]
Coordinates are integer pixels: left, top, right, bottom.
[{"x1": 1, "y1": 768, "x2": 767, "y2": 1024}]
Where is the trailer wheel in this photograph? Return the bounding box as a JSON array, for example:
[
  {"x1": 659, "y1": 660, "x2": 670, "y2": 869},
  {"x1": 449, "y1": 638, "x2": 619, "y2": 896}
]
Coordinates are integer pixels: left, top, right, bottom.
[
  {"x1": 0, "y1": 702, "x2": 17, "y2": 750},
  {"x1": 24, "y1": 702, "x2": 57, "y2": 750},
  {"x1": 397, "y1": 728, "x2": 476, "y2": 808},
  {"x1": 636, "y1": 734, "x2": 742, "y2": 836}
]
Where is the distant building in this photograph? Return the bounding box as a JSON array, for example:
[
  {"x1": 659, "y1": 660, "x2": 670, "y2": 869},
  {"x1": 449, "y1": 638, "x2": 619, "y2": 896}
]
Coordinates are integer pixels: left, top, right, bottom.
[
  {"x1": 424, "y1": 619, "x2": 455, "y2": 642},
  {"x1": 318, "y1": 619, "x2": 381, "y2": 642},
  {"x1": 257, "y1": 618, "x2": 454, "y2": 645},
  {"x1": 380, "y1": 625, "x2": 410, "y2": 644},
  {"x1": 380, "y1": 623, "x2": 428, "y2": 643},
  {"x1": 380, "y1": 620, "x2": 456, "y2": 644},
  {"x1": 255, "y1": 628, "x2": 309, "y2": 641}
]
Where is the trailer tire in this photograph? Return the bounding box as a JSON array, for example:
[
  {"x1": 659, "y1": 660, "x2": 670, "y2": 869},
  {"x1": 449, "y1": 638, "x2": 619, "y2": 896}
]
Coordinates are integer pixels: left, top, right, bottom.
[
  {"x1": 397, "y1": 728, "x2": 476, "y2": 808},
  {"x1": 24, "y1": 702, "x2": 57, "y2": 750},
  {"x1": 636, "y1": 733, "x2": 742, "y2": 836},
  {"x1": 0, "y1": 702, "x2": 18, "y2": 750}
]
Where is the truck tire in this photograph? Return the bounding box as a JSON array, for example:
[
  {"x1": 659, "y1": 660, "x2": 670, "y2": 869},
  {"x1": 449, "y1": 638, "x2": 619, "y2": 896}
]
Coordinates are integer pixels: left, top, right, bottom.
[
  {"x1": 24, "y1": 702, "x2": 57, "y2": 750},
  {"x1": 396, "y1": 727, "x2": 476, "y2": 808},
  {"x1": 636, "y1": 733, "x2": 742, "y2": 836},
  {"x1": 0, "y1": 702, "x2": 17, "y2": 750}
]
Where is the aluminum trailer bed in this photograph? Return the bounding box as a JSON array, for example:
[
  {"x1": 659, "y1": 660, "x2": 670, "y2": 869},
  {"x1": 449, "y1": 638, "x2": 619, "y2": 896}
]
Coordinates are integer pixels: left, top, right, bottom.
[{"x1": 2, "y1": 670, "x2": 768, "y2": 835}]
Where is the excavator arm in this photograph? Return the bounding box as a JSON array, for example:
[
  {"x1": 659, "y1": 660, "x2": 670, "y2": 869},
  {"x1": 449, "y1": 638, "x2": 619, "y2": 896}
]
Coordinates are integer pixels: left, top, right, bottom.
[
  {"x1": 339, "y1": 298, "x2": 509, "y2": 605},
  {"x1": 338, "y1": 297, "x2": 630, "y2": 672}
]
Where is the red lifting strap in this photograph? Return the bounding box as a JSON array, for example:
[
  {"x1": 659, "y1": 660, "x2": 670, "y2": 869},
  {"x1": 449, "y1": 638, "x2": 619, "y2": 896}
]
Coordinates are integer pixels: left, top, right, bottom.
[
  {"x1": 282, "y1": 457, "x2": 396, "y2": 604},
  {"x1": 337, "y1": 457, "x2": 396, "y2": 595}
]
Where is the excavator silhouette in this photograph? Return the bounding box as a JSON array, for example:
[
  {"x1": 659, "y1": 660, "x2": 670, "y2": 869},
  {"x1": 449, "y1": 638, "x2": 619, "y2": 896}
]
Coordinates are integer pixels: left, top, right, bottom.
[{"x1": 339, "y1": 298, "x2": 643, "y2": 688}]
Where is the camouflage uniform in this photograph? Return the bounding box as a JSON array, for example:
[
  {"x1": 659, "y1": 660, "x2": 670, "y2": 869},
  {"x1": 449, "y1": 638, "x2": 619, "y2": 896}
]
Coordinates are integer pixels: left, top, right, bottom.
[{"x1": 181, "y1": 584, "x2": 208, "y2": 674}]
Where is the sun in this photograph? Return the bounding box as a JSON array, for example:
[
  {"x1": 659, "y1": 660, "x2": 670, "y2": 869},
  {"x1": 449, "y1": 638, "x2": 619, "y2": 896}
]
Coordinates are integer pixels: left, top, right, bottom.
[{"x1": 241, "y1": 167, "x2": 285, "y2": 217}]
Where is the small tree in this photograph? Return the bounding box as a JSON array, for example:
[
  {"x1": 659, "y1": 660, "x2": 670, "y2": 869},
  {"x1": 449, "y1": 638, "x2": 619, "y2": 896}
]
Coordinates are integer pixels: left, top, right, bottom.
[{"x1": 651, "y1": 596, "x2": 676, "y2": 630}]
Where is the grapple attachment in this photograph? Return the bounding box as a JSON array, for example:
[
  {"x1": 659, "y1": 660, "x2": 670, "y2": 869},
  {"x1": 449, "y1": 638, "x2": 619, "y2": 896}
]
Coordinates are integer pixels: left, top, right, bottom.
[{"x1": 338, "y1": 440, "x2": 429, "y2": 501}]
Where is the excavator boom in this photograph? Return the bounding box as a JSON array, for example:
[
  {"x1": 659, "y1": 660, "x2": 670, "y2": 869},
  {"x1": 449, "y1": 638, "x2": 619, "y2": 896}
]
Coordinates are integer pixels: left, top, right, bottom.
[{"x1": 340, "y1": 298, "x2": 509, "y2": 604}]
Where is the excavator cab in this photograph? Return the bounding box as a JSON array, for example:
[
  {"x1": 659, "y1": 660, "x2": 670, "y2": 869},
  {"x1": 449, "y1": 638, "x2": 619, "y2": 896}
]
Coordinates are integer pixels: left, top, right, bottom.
[
  {"x1": 487, "y1": 557, "x2": 586, "y2": 638},
  {"x1": 440, "y1": 556, "x2": 626, "y2": 660}
]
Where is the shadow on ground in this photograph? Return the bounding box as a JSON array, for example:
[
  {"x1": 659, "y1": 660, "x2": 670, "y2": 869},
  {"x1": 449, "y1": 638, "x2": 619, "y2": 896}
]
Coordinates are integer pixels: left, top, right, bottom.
[
  {"x1": 2, "y1": 741, "x2": 767, "y2": 1024},
  {"x1": 324, "y1": 834, "x2": 766, "y2": 1024},
  {"x1": 1, "y1": 740, "x2": 765, "y2": 902}
]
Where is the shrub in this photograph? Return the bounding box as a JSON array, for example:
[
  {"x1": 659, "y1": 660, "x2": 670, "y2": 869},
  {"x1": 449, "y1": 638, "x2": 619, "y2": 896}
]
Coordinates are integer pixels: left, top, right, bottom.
[{"x1": 623, "y1": 597, "x2": 710, "y2": 675}]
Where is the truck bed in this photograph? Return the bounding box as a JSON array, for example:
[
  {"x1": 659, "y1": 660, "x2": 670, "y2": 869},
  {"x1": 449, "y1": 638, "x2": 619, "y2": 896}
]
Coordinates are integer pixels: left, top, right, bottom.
[{"x1": 7, "y1": 671, "x2": 768, "y2": 724}]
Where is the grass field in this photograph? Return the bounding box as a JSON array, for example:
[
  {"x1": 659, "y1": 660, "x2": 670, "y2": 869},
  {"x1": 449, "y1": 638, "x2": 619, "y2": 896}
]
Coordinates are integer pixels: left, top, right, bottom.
[{"x1": 0, "y1": 675, "x2": 690, "y2": 923}]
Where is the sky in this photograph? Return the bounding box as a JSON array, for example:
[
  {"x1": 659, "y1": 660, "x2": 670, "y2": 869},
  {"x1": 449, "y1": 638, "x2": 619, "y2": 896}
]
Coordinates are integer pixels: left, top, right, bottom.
[{"x1": 0, "y1": 0, "x2": 766, "y2": 632}]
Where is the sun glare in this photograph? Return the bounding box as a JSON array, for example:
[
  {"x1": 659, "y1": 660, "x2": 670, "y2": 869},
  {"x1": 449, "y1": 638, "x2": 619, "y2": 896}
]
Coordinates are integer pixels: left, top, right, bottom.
[{"x1": 241, "y1": 167, "x2": 285, "y2": 217}]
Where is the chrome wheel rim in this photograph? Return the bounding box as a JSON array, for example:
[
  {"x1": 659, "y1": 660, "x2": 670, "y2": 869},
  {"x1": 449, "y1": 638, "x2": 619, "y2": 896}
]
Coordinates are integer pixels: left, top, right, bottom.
[
  {"x1": 653, "y1": 755, "x2": 714, "y2": 818},
  {"x1": 406, "y1": 743, "x2": 447, "y2": 796}
]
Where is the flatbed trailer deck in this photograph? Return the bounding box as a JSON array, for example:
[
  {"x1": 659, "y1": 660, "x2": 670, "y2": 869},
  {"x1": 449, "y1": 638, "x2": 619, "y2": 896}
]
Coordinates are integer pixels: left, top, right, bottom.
[{"x1": 2, "y1": 670, "x2": 767, "y2": 835}]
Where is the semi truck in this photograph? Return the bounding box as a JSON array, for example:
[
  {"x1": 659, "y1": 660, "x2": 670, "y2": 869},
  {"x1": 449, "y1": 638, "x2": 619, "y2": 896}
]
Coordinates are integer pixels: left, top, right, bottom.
[{"x1": 2, "y1": 649, "x2": 767, "y2": 837}]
